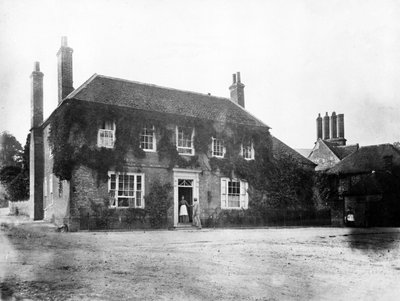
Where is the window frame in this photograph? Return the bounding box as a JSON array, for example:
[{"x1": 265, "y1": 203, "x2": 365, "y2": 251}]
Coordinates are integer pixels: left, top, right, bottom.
[
  {"x1": 220, "y1": 177, "x2": 249, "y2": 210},
  {"x1": 97, "y1": 121, "x2": 116, "y2": 149},
  {"x1": 140, "y1": 125, "x2": 157, "y2": 152},
  {"x1": 241, "y1": 140, "x2": 255, "y2": 160},
  {"x1": 108, "y1": 172, "x2": 145, "y2": 209},
  {"x1": 211, "y1": 137, "x2": 226, "y2": 158},
  {"x1": 176, "y1": 126, "x2": 195, "y2": 156}
]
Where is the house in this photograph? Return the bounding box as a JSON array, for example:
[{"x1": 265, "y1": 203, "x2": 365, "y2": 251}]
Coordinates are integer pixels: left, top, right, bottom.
[
  {"x1": 327, "y1": 144, "x2": 400, "y2": 227},
  {"x1": 308, "y1": 112, "x2": 358, "y2": 170},
  {"x1": 29, "y1": 37, "x2": 315, "y2": 231}
]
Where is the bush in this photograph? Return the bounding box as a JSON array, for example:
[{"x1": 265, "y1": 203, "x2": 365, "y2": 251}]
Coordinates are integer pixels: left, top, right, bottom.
[{"x1": 145, "y1": 180, "x2": 172, "y2": 228}]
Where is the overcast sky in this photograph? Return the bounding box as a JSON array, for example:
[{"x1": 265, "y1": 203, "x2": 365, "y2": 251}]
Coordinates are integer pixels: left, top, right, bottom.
[{"x1": 1, "y1": 0, "x2": 400, "y2": 149}]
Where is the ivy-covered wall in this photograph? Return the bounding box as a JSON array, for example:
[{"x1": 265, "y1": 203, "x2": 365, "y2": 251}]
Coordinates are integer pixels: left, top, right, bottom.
[
  {"x1": 46, "y1": 99, "x2": 317, "y2": 229},
  {"x1": 48, "y1": 99, "x2": 276, "y2": 181}
]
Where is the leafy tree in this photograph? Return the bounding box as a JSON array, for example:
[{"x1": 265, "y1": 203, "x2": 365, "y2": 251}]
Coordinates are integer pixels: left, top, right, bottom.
[
  {"x1": 249, "y1": 153, "x2": 315, "y2": 211},
  {"x1": 0, "y1": 133, "x2": 30, "y2": 202},
  {"x1": 0, "y1": 132, "x2": 23, "y2": 167}
]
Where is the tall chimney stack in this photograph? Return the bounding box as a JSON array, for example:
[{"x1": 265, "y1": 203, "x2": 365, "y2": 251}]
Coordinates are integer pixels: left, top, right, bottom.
[
  {"x1": 330, "y1": 112, "x2": 337, "y2": 139},
  {"x1": 337, "y1": 114, "x2": 345, "y2": 139},
  {"x1": 323, "y1": 112, "x2": 330, "y2": 140},
  {"x1": 57, "y1": 36, "x2": 74, "y2": 103},
  {"x1": 30, "y1": 62, "x2": 44, "y2": 220},
  {"x1": 316, "y1": 113, "x2": 322, "y2": 140},
  {"x1": 30, "y1": 62, "x2": 44, "y2": 128},
  {"x1": 229, "y1": 71, "x2": 245, "y2": 108}
]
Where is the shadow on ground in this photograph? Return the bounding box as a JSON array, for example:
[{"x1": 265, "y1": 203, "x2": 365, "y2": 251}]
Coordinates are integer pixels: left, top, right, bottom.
[
  {"x1": 0, "y1": 221, "x2": 87, "y2": 300},
  {"x1": 345, "y1": 228, "x2": 400, "y2": 252}
]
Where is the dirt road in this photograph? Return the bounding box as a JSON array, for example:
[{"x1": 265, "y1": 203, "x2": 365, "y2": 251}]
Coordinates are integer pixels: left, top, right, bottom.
[{"x1": 1, "y1": 211, "x2": 400, "y2": 300}]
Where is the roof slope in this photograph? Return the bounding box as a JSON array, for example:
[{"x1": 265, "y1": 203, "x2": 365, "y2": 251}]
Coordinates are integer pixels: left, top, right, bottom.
[
  {"x1": 323, "y1": 141, "x2": 359, "y2": 160},
  {"x1": 66, "y1": 74, "x2": 268, "y2": 128},
  {"x1": 271, "y1": 136, "x2": 316, "y2": 167},
  {"x1": 327, "y1": 144, "x2": 400, "y2": 175}
]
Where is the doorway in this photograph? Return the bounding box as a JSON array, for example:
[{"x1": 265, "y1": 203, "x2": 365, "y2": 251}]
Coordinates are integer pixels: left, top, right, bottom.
[
  {"x1": 178, "y1": 180, "x2": 193, "y2": 224},
  {"x1": 173, "y1": 169, "x2": 201, "y2": 227}
]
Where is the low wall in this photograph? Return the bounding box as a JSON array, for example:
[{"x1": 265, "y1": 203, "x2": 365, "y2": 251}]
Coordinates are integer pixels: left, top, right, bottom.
[
  {"x1": 8, "y1": 199, "x2": 33, "y2": 217},
  {"x1": 203, "y1": 209, "x2": 332, "y2": 228}
]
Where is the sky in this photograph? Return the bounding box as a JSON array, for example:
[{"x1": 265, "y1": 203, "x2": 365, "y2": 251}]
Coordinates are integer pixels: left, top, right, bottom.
[{"x1": 1, "y1": 0, "x2": 400, "y2": 149}]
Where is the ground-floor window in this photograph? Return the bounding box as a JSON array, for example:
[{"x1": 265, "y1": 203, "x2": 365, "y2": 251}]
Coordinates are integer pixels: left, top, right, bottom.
[
  {"x1": 108, "y1": 172, "x2": 144, "y2": 208},
  {"x1": 220, "y1": 178, "x2": 248, "y2": 209}
]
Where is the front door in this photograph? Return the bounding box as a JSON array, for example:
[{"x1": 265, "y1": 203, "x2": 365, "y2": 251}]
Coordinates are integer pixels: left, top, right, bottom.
[
  {"x1": 178, "y1": 180, "x2": 193, "y2": 224},
  {"x1": 173, "y1": 169, "x2": 201, "y2": 227}
]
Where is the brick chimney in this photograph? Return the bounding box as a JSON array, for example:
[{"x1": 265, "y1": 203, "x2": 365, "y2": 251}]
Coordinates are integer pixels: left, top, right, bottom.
[
  {"x1": 30, "y1": 62, "x2": 43, "y2": 128},
  {"x1": 323, "y1": 112, "x2": 330, "y2": 140},
  {"x1": 316, "y1": 113, "x2": 322, "y2": 140},
  {"x1": 229, "y1": 72, "x2": 245, "y2": 108},
  {"x1": 57, "y1": 36, "x2": 74, "y2": 103},
  {"x1": 337, "y1": 114, "x2": 344, "y2": 139},
  {"x1": 29, "y1": 62, "x2": 44, "y2": 220},
  {"x1": 330, "y1": 112, "x2": 337, "y2": 139}
]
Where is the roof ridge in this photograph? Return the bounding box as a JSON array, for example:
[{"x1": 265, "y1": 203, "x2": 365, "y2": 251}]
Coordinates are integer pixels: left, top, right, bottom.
[
  {"x1": 73, "y1": 73, "x2": 270, "y2": 129},
  {"x1": 95, "y1": 74, "x2": 231, "y2": 101},
  {"x1": 358, "y1": 143, "x2": 394, "y2": 148}
]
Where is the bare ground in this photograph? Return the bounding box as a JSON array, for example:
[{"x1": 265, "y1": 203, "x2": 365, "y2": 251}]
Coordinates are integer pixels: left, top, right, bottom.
[{"x1": 1, "y1": 211, "x2": 400, "y2": 300}]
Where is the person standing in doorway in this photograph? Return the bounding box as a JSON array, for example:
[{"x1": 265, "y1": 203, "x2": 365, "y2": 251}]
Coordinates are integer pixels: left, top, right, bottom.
[
  {"x1": 192, "y1": 198, "x2": 202, "y2": 229},
  {"x1": 179, "y1": 196, "x2": 190, "y2": 223}
]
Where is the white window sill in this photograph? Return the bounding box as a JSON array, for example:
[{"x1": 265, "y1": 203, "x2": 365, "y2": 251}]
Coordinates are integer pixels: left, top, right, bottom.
[
  {"x1": 222, "y1": 207, "x2": 247, "y2": 210},
  {"x1": 243, "y1": 157, "x2": 254, "y2": 161}
]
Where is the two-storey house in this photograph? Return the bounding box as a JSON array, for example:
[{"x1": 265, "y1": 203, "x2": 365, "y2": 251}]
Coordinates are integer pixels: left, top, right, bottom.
[{"x1": 29, "y1": 37, "x2": 314, "y2": 231}]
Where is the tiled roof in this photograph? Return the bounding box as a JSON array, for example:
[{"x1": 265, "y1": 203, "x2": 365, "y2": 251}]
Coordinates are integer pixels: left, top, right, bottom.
[
  {"x1": 66, "y1": 74, "x2": 269, "y2": 128},
  {"x1": 323, "y1": 141, "x2": 358, "y2": 160},
  {"x1": 327, "y1": 144, "x2": 400, "y2": 175},
  {"x1": 271, "y1": 136, "x2": 316, "y2": 167}
]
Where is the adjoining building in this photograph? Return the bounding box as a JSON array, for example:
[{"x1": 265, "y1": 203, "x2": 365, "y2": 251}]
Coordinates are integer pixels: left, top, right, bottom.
[
  {"x1": 29, "y1": 37, "x2": 315, "y2": 231},
  {"x1": 308, "y1": 111, "x2": 400, "y2": 226},
  {"x1": 327, "y1": 144, "x2": 400, "y2": 227},
  {"x1": 308, "y1": 112, "x2": 359, "y2": 171}
]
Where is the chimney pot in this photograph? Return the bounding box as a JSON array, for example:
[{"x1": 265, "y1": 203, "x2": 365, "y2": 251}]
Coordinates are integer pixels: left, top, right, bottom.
[
  {"x1": 330, "y1": 112, "x2": 338, "y2": 139},
  {"x1": 323, "y1": 112, "x2": 330, "y2": 140},
  {"x1": 236, "y1": 72, "x2": 241, "y2": 83},
  {"x1": 232, "y1": 73, "x2": 236, "y2": 84},
  {"x1": 34, "y1": 61, "x2": 40, "y2": 72},
  {"x1": 61, "y1": 36, "x2": 68, "y2": 47},
  {"x1": 316, "y1": 113, "x2": 323, "y2": 140}
]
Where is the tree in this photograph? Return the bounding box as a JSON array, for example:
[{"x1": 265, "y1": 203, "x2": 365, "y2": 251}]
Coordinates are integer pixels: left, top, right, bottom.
[
  {"x1": 0, "y1": 132, "x2": 23, "y2": 167},
  {"x1": 0, "y1": 133, "x2": 30, "y2": 202},
  {"x1": 249, "y1": 153, "x2": 315, "y2": 211}
]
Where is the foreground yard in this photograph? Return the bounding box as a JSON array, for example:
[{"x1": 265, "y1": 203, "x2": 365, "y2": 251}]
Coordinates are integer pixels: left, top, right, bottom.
[{"x1": 1, "y1": 213, "x2": 400, "y2": 300}]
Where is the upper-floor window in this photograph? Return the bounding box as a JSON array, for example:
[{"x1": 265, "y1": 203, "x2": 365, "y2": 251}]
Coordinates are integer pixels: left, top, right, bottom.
[
  {"x1": 98, "y1": 121, "x2": 115, "y2": 148},
  {"x1": 176, "y1": 126, "x2": 194, "y2": 155},
  {"x1": 212, "y1": 137, "x2": 225, "y2": 158},
  {"x1": 108, "y1": 172, "x2": 144, "y2": 208},
  {"x1": 48, "y1": 145, "x2": 53, "y2": 158},
  {"x1": 140, "y1": 126, "x2": 156, "y2": 151},
  {"x1": 241, "y1": 140, "x2": 254, "y2": 160},
  {"x1": 220, "y1": 178, "x2": 248, "y2": 209}
]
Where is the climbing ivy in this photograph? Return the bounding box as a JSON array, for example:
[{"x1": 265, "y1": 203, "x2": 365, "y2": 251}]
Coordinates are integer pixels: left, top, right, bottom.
[
  {"x1": 48, "y1": 99, "x2": 313, "y2": 212},
  {"x1": 48, "y1": 100, "x2": 272, "y2": 183}
]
